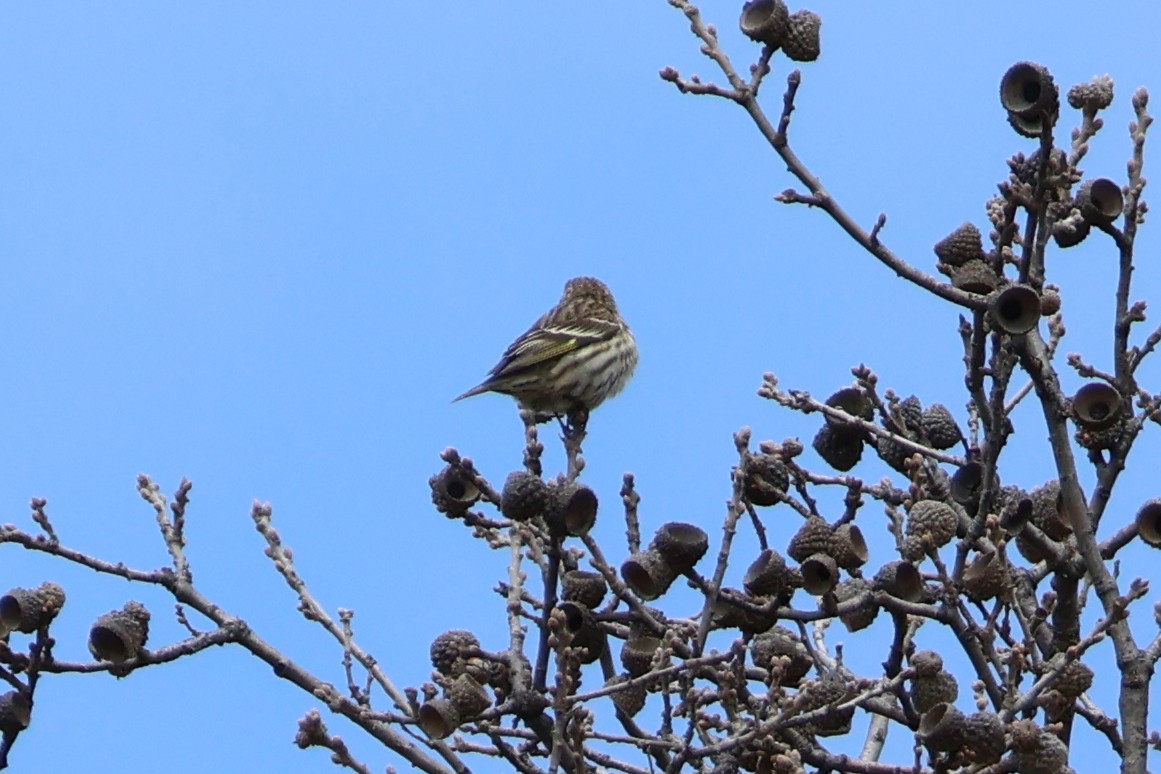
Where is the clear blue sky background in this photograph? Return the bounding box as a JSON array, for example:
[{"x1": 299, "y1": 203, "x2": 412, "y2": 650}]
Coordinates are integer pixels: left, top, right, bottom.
[{"x1": 2, "y1": 2, "x2": 1160, "y2": 772}]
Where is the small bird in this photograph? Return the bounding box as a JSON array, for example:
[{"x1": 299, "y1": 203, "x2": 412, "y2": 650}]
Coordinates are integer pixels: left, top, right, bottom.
[{"x1": 454, "y1": 276, "x2": 638, "y2": 420}]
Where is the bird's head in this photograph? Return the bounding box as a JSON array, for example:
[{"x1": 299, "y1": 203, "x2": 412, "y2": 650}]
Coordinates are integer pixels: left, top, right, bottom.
[{"x1": 562, "y1": 276, "x2": 619, "y2": 317}]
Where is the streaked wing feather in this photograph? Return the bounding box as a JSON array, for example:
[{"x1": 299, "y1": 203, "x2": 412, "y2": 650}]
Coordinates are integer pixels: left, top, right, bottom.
[{"x1": 490, "y1": 320, "x2": 619, "y2": 377}]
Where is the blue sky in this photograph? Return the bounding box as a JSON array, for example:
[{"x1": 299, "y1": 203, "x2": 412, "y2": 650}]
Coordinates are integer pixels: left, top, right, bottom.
[{"x1": 2, "y1": 2, "x2": 1160, "y2": 772}]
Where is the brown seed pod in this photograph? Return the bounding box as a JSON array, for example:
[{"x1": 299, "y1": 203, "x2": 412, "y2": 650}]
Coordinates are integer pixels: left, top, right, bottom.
[
  {"x1": 743, "y1": 548, "x2": 792, "y2": 597},
  {"x1": 1136, "y1": 499, "x2": 1161, "y2": 547},
  {"x1": 648, "y1": 522, "x2": 709, "y2": 574},
  {"x1": 709, "y1": 594, "x2": 775, "y2": 635},
  {"x1": 445, "y1": 673, "x2": 492, "y2": 719},
  {"x1": 500, "y1": 471, "x2": 550, "y2": 523},
  {"x1": 951, "y1": 260, "x2": 999, "y2": 294},
  {"x1": 921, "y1": 404, "x2": 962, "y2": 450},
  {"x1": 430, "y1": 630, "x2": 481, "y2": 675},
  {"x1": 799, "y1": 552, "x2": 839, "y2": 595},
  {"x1": 933, "y1": 222, "x2": 986, "y2": 267},
  {"x1": 812, "y1": 424, "x2": 863, "y2": 472},
  {"x1": 418, "y1": 698, "x2": 460, "y2": 740},
  {"x1": 787, "y1": 516, "x2": 832, "y2": 563},
  {"x1": 1077, "y1": 178, "x2": 1124, "y2": 225},
  {"x1": 834, "y1": 578, "x2": 878, "y2": 632},
  {"x1": 0, "y1": 691, "x2": 32, "y2": 736},
  {"x1": 621, "y1": 549, "x2": 679, "y2": 601},
  {"x1": 620, "y1": 628, "x2": 662, "y2": 677},
  {"x1": 88, "y1": 601, "x2": 151, "y2": 663},
  {"x1": 430, "y1": 465, "x2": 482, "y2": 516},
  {"x1": 546, "y1": 482, "x2": 598, "y2": 537},
  {"x1": 739, "y1": 0, "x2": 790, "y2": 47},
  {"x1": 829, "y1": 523, "x2": 868, "y2": 570},
  {"x1": 963, "y1": 552, "x2": 1007, "y2": 602},
  {"x1": 1071, "y1": 382, "x2": 1123, "y2": 429},
  {"x1": 961, "y1": 711, "x2": 1006, "y2": 765},
  {"x1": 0, "y1": 582, "x2": 66, "y2": 634},
  {"x1": 904, "y1": 500, "x2": 959, "y2": 550},
  {"x1": 605, "y1": 673, "x2": 647, "y2": 717},
  {"x1": 1000, "y1": 61, "x2": 1058, "y2": 117},
  {"x1": 750, "y1": 626, "x2": 812, "y2": 686},
  {"x1": 917, "y1": 702, "x2": 967, "y2": 753},
  {"x1": 743, "y1": 452, "x2": 790, "y2": 506},
  {"x1": 561, "y1": 570, "x2": 608, "y2": 609},
  {"x1": 989, "y1": 284, "x2": 1041, "y2": 335},
  {"x1": 782, "y1": 9, "x2": 821, "y2": 62},
  {"x1": 872, "y1": 560, "x2": 924, "y2": 602},
  {"x1": 909, "y1": 669, "x2": 959, "y2": 714}
]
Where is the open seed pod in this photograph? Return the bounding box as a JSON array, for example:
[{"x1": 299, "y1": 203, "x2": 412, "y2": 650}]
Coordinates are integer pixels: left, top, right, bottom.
[
  {"x1": 1030, "y1": 480, "x2": 1070, "y2": 540},
  {"x1": 963, "y1": 551, "x2": 1007, "y2": 601},
  {"x1": 418, "y1": 698, "x2": 460, "y2": 740},
  {"x1": 1071, "y1": 382, "x2": 1123, "y2": 429},
  {"x1": 830, "y1": 523, "x2": 868, "y2": 570},
  {"x1": 648, "y1": 522, "x2": 709, "y2": 574},
  {"x1": 999, "y1": 494, "x2": 1034, "y2": 535},
  {"x1": 918, "y1": 702, "x2": 967, "y2": 753},
  {"x1": 1136, "y1": 499, "x2": 1161, "y2": 548},
  {"x1": 88, "y1": 601, "x2": 150, "y2": 663},
  {"x1": 561, "y1": 570, "x2": 607, "y2": 609},
  {"x1": 872, "y1": 560, "x2": 924, "y2": 602},
  {"x1": 1077, "y1": 178, "x2": 1124, "y2": 225},
  {"x1": 739, "y1": 0, "x2": 789, "y2": 47},
  {"x1": 709, "y1": 594, "x2": 775, "y2": 635},
  {"x1": 430, "y1": 465, "x2": 482, "y2": 515},
  {"x1": 620, "y1": 628, "x2": 662, "y2": 677},
  {"x1": 446, "y1": 673, "x2": 492, "y2": 719},
  {"x1": 0, "y1": 691, "x2": 31, "y2": 735},
  {"x1": 743, "y1": 548, "x2": 792, "y2": 597},
  {"x1": 621, "y1": 549, "x2": 679, "y2": 601},
  {"x1": 824, "y1": 387, "x2": 873, "y2": 432},
  {"x1": 800, "y1": 553, "x2": 839, "y2": 595},
  {"x1": 951, "y1": 259, "x2": 999, "y2": 294},
  {"x1": 0, "y1": 582, "x2": 66, "y2": 634},
  {"x1": 989, "y1": 284, "x2": 1041, "y2": 335},
  {"x1": 605, "y1": 674, "x2": 647, "y2": 717},
  {"x1": 546, "y1": 482, "x2": 598, "y2": 537},
  {"x1": 950, "y1": 461, "x2": 985, "y2": 507},
  {"x1": 557, "y1": 602, "x2": 606, "y2": 663},
  {"x1": 1000, "y1": 61, "x2": 1058, "y2": 118}
]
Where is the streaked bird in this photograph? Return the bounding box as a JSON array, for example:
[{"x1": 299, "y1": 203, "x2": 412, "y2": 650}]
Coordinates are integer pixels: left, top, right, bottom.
[{"x1": 454, "y1": 276, "x2": 638, "y2": 419}]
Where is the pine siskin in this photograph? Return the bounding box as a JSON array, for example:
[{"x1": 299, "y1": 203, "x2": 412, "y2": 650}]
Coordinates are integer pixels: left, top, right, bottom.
[{"x1": 454, "y1": 277, "x2": 638, "y2": 419}]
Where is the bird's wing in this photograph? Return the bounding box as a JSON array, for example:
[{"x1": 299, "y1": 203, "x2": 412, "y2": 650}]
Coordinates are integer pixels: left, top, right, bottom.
[{"x1": 489, "y1": 319, "x2": 620, "y2": 377}]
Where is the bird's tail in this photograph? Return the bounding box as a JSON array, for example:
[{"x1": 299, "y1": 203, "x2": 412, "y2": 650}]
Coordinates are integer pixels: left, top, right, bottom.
[{"x1": 452, "y1": 383, "x2": 490, "y2": 402}]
